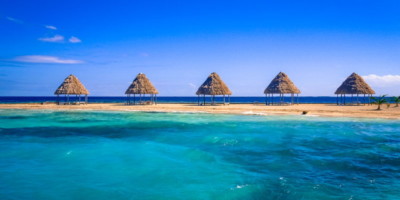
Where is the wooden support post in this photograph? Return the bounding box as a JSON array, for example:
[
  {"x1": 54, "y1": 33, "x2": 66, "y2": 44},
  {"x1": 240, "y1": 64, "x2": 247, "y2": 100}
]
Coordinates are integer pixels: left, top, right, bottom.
[
  {"x1": 351, "y1": 94, "x2": 353, "y2": 104},
  {"x1": 297, "y1": 94, "x2": 299, "y2": 105},
  {"x1": 357, "y1": 94, "x2": 359, "y2": 105},
  {"x1": 272, "y1": 93, "x2": 274, "y2": 105},
  {"x1": 343, "y1": 94, "x2": 346, "y2": 105},
  {"x1": 291, "y1": 93, "x2": 294, "y2": 105},
  {"x1": 364, "y1": 94, "x2": 366, "y2": 105}
]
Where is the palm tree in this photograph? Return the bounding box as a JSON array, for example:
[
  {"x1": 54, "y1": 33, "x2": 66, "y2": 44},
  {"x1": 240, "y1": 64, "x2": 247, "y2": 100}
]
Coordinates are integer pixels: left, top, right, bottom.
[
  {"x1": 393, "y1": 96, "x2": 400, "y2": 107},
  {"x1": 371, "y1": 95, "x2": 387, "y2": 110}
]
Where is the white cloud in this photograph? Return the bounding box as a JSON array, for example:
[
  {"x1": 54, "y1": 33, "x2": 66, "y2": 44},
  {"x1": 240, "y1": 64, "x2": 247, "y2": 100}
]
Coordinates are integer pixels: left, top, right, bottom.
[
  {"x1": 45, "y1": 25, "x2": 57, "y2": 30},
  {"x1": 13, "y1": 55, "x2": 84, "y2": 64},
  {"x1": 38, "y1": 35, "x2": 64, "y2": 42},
  {"x1": 69, "y1": 36, "x2": 81, "y2": 43},
  {"x1": 362, "y1": 74, "x2": 400, "y2": 87},
  {"x1": 6, "y1": 16, "x2": 23, "y2": 24}
]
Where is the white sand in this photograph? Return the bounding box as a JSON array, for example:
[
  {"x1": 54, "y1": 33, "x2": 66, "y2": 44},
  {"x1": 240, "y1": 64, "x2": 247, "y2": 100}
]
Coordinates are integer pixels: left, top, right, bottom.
[{"x1": 0, "y1": 103, "x2": 399, "y2": 119}]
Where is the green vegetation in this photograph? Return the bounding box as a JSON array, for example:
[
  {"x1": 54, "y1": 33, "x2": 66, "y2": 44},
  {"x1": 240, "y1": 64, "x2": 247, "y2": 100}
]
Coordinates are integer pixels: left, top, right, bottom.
[
  {"x1": 371, "y1": 95, "x2": 388, "y2": 110},
  {"x1": 392, "y1": 96, "x2": 400, "y2": 107}
]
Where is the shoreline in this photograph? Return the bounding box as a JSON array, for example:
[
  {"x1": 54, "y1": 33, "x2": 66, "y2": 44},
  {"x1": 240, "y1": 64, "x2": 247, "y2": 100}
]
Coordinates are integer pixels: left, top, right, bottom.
[{"x1": 0, "y1": 103, "x2": 399, "y2": 120}]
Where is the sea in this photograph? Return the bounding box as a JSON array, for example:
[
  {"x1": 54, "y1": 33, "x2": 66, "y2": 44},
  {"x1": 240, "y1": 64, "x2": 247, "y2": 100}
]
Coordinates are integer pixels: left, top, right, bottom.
[
  {"x1": 0, "y1": 109, "x2": 399, "y2": 200},
  {"x1": 0, "y1": 96, "x2": 375, "y2": 104}
]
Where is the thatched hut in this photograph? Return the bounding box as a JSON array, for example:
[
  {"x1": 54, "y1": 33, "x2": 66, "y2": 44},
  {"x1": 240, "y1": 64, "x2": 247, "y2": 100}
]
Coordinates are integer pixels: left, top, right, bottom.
[
  {"x1": 54, "y1": 74, "x2": 89, "y2": 104},
  {"x1": 335, "y1": 72, "x2": 375, "y2": 105},
  {"x1": 125, "y1": 73, "x2": 158, "y2": 105},
  {"x1": 196, "y1": 72, "x2": 232, "y2": 105},
  {"x1": 264, "y1": 72, "x2": 300, "y2": 105}
]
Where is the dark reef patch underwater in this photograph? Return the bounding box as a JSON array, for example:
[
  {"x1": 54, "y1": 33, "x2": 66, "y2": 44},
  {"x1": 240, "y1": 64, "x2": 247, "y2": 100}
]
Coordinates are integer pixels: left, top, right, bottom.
[{"x1": 0, "y1": 109, "x2": 399, "y2": 200}]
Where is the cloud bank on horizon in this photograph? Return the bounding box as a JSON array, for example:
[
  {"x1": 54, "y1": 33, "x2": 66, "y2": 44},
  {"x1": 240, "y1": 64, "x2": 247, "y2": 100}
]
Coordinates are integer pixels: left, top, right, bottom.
[
  {"x1": 363, "y1": 74, "x2": 400, "y2": 86},
  {"x1": 362, "y1": 74, "x2": 400, "y2": 95},
  {"x1": 362, "y1": 74, "x2": 400, "y2": 96}
]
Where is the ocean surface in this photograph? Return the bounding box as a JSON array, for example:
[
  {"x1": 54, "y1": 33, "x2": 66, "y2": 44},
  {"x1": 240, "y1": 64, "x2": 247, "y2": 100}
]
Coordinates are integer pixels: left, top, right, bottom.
[
  {"x1": 0, "y1": 96, "x2": 374, "y2": 104},
  {"x1": 0, "y1": 109, "x2": 399, "y2": 200}
]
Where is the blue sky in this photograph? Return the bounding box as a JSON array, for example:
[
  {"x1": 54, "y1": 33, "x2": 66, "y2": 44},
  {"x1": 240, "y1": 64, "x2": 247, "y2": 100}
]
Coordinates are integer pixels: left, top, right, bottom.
[{"x1": 1, "y1": 0, "x2": 400, "y2": 96}]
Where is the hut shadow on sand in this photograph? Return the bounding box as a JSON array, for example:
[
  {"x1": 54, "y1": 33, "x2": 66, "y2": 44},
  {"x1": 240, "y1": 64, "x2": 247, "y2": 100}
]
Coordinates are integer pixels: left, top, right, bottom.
[
  {"x1": 264, "y1": 72, "x2": 300, "y2": 105},
  {"x1": 335, "y1": 73, "x2": 375, "y2": 106},
  {"x1": 54, "y1": 74, "x2": 89, "y2": 105},
  {"x1": 125, "y1": 73, "x2": 158, "y2": 105},
  {"x1": 196, "y1": 72, "x2": 232, "y2": 106}
]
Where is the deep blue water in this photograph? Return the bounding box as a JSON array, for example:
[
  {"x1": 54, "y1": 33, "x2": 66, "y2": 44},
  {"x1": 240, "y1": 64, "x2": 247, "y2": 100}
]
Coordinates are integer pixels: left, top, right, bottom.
[
  {"x1": 0, "y1": 109, "x2": 399, "y2": 200},
  {"x1": 0, "y1": 96, "x2": 374, "y2": 104}
]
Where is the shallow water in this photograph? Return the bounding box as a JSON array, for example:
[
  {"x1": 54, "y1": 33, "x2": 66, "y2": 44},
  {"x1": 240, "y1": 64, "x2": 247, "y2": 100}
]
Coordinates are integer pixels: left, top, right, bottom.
[{"x1": 0, "y1": 109, "x2": 399, "y2": 200}]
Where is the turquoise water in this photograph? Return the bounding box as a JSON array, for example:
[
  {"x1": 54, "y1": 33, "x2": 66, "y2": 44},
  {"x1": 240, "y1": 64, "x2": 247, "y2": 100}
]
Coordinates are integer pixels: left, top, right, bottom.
[{"x1": 0, "y1": 110, "x2": 399, "y2": 200}]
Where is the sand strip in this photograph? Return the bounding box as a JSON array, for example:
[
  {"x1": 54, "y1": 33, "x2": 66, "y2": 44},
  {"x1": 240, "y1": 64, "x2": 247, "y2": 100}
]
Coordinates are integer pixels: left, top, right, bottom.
[{"x1": 0, "y1": 103, "x2": 399, "y2": 120}]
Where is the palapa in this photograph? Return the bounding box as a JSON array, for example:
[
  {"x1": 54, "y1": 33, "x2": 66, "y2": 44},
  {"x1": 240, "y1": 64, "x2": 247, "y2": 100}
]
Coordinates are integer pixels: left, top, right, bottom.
[
  {"x1": 125, "y1": 73, "x2": 158, "y2": 105},
  {"x1": 55, "y1": 74, "x2": 89, "y2": 95},
  {"x1": 196, "y1": 72, "x2": 232, "y2": 95},
  {"x1": 264, "y1": 72, "x2": 300, "y2": 105},
  {"x1": 125, "y1": 73, "x2": 158, "y2": 95},
  {"x1": 335, "y1": 73, "x2": 375, "y2": 95},
  {"x1": 264, "y1": 72, "x2": 300, "y2": 94},
  {"x1": 54, "y1": 74, "x2": 89, "y2": 104},
  {"x1": 335, "y1": 73, "x2": 375, "y2": 105},
  {"x1": 196, "y1": 72, "x2": 232, "y2": 105}
]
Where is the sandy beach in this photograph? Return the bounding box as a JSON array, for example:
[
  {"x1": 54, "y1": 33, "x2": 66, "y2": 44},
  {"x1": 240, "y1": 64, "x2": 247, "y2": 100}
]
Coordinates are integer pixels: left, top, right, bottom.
[{"x1": 0, "y1": 103, "x2": 399, "y2": 119}]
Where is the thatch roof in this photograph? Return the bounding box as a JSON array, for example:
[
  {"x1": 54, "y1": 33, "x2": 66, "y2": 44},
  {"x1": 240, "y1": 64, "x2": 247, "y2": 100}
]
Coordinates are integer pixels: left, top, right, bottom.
[
  {"x1": 54, "y1": 74, "x2": 89, "y2": 95},
  {"x1": 125, "y1": 73, "x2": 158, "y2": 94},
  {"x1": 196, "y1": 72, "x2": 232, "y2": 95},
  {"x1": 264, "y1": 72, "x2": 300, "y2": 94},
  {"x1": 335, "y1": 72, "x2": 375, "y2": 94}
]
